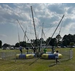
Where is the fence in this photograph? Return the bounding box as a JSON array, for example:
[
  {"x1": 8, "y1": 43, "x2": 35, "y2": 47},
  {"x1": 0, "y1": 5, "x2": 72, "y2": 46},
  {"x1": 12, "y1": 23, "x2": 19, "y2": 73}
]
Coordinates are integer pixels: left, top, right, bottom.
[
  {"x1": 59, "y1": 49, "x2": 73, "y2": 61},
  {"x1": 0, "y1": 49, "x2": 73, "y2": 61},
  {"x1": 0, "y1": 52, "x2": 17, "y2": 60}
]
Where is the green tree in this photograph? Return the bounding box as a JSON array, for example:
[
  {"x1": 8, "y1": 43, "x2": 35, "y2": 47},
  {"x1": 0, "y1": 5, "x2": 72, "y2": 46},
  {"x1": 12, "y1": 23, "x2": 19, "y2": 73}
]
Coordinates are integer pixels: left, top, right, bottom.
[
  {"x1": 46, "y1": 37, "x2": 51, "y2": 45},
  {"x1": 62, "y1": 34, "x2": 75, "y2": 46},
  {"x1": 62, "y1": 35, "x2": 68, "y2": 46},
  {"x1": 56, "y1": 34, "x2": 62, "y2": 42},
  {"x1": 70, "y1": 42, "x2": 74, "y2": 48},
  {"x1": 49, "y1": 38, "x2": 57, "y2": 46},
  {"x1": 0, "y1": 40, "x2": 2, "y2": 48},
  {"x1": 56, "y1": 34, "x2": 62, "y2": 46},
  {"x1": 3, "y1": 43, "x2": 10, "y2": 47},
  {"x1": 15, "y1": 41, "x2": 26, "y2": 47}
]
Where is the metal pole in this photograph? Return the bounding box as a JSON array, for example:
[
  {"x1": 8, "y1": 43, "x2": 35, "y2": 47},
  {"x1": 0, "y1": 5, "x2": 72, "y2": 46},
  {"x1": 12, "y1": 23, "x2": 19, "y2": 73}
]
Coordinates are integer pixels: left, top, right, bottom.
[
  {"x1": 31, "y1": 6, "x2": 37, "y2": 40},
  {"x1": 47, "y1": 14, "x2": 65, "y2": 46}
]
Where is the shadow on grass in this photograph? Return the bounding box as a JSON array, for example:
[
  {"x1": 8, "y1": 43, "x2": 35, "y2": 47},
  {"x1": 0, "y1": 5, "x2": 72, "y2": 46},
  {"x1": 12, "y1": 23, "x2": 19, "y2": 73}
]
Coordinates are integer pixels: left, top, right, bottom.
[
  {"x1": 49, "y1": 59, "x2": 70, "y2": 67},
  {"x1": 29, "y1": 58, "x2": 40, "y2": 66},
  {"x1": 49, "y1": 63, "x2": 56, "y2": 67},
  {"x1": 29, "y1": 58, "x2": 55, "y2": 66},
  {"x1": 60, "y1": 59, "x2": 70, "y2": 62}
]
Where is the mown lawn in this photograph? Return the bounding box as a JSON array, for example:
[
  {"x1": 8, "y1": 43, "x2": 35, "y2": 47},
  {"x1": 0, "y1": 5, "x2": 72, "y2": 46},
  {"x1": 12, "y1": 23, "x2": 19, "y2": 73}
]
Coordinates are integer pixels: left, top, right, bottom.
[{"x1": 0, "y1": 48, "x2": 75, "y2": 71}]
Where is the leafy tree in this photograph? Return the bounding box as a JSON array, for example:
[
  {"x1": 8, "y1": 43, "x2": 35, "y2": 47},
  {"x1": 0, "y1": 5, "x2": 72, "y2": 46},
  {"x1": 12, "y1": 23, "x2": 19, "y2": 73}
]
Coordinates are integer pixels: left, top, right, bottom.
[
  {"x1": 49, "y1": 38, "x2": 57, "y2": 46},
  {"x1": 0, "y1": 40, "x2": 2, "y2": 48},
  {"x1": 62, "y1": 35, "x2": 68, "y2": 46},
  {"x1": 62, "y1": 34, "x2": 75, "y2": 46},
  {"x1": 20, "y1": 41, "x2": 26, "y2": 47},
  {"x1": 15, "y1": 41, "x2": 26, "y2": 47},
  {"x1": 15, "y1": 43, "x2": 19, "y2": 47},
  {"x1": 46, "y1": 37, "x2": 51, "y2": 45},
  {"x1": 56, "y1": 34, "x2": 62, "y2": 42},
  {"x1": 70, "y1": 42, "x2": 74, "y2": 48},
  {"x1": 56, "y1": 34, "x2": 62, "y2": 46},
  {"x1": 3, "y1": 43, "x2": 10, "y2": 47}
]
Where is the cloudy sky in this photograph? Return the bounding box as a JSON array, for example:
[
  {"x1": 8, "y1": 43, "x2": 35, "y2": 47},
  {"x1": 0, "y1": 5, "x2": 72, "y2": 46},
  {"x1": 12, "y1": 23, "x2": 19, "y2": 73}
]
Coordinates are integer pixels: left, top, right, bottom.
[{"x1": 0, "y1": 3, "x2": 75, "y2": 45}]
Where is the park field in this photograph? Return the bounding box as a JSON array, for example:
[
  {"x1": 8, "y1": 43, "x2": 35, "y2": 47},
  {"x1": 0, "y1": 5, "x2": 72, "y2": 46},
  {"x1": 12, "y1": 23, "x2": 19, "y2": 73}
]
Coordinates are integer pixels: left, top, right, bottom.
[{"x1": 0, "y1": 48, "x2": 75, "y2": 71}]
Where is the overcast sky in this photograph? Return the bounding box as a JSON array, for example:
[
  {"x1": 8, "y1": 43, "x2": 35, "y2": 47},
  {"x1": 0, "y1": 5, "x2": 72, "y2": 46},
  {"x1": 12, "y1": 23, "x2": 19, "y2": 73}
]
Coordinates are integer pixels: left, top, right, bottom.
[{"x1": 0, "y1": 3, "x2": 75, "y2": 45}]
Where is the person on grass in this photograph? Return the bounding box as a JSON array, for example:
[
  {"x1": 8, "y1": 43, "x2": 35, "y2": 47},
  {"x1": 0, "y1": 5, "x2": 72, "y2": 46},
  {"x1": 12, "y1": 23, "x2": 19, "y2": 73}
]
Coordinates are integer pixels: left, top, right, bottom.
[
  {"x1": 55, "y1": 50, "x2": 59, "y2": 64},
  {"x1": 19, "y1": 46, "x2": 23, "y2": 54},
  {"x1": 44, "y1": 48, "x2": 47, "y2": 53}
]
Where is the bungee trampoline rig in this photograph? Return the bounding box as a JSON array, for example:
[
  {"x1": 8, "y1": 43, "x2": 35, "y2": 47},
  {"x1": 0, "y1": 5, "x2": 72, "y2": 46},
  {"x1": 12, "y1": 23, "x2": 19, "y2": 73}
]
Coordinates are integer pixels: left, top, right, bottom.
[
  {"x1": 15, "y1": 6, "x2": 64, "y2": 60},
  {"x1": 0, "y1": 6, "x2": 73, "y2": 62}
]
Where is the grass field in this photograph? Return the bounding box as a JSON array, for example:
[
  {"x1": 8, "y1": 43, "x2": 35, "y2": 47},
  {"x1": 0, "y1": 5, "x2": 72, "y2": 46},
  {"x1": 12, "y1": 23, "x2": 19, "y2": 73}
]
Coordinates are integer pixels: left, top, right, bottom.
[{"x1": 0, "y1": 48, "x2": 75, "y2": 71}]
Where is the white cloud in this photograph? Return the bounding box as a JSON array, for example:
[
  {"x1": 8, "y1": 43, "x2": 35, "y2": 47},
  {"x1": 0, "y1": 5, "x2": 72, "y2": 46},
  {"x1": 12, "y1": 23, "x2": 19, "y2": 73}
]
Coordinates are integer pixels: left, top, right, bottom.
[
  {"x1": 0, "y1": 3, "x2": 75, "y2": 44},
  {"x1": 0, "y1": 34, "x2": 7, "y2": 38}
]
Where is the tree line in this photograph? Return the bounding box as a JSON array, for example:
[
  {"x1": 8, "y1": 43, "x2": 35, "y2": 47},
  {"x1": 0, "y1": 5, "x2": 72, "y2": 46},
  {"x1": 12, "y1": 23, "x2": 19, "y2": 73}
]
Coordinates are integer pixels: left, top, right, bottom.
[{"x1": 0, "y1": 34, "x2": 75, "y2": 48}]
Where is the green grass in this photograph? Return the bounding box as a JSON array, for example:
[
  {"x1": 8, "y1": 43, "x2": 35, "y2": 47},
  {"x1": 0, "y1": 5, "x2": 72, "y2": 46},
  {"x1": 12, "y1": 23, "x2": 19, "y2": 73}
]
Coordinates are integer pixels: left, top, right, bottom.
[{"x1": 0, "y1": 48, "x2": 75, "y2": 71}]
